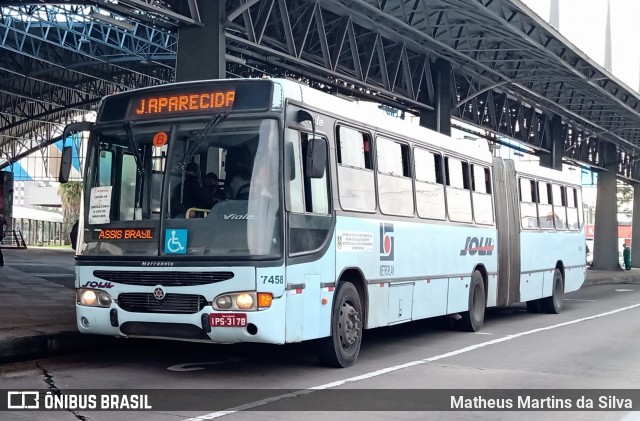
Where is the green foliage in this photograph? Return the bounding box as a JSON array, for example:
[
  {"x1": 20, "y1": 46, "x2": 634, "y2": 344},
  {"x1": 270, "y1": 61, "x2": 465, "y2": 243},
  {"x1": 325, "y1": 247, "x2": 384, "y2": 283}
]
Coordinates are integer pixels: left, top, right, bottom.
[
  {"x1": 58, "y1": 181, "x2": 82, "y2": 244},
  {"x1": 617, "y1": 184, "x2": 633, "y2": 217}
]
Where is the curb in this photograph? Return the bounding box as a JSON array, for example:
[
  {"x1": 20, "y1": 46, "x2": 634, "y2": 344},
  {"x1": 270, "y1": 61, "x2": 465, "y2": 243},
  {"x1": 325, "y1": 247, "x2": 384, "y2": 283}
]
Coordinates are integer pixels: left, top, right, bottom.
[
  {"x1": 584, "y1": 277, "x2": 640, "y2": 287},
  {"x1": 0, "y1": 332, "x2": 112, "y2": 364}
]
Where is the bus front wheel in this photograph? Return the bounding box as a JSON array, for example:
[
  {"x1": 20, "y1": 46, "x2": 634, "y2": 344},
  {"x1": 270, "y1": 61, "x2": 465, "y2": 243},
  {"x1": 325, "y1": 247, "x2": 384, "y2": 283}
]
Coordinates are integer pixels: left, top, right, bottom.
[
  {"x1": 317, "y1": 282, "x2": 363, "y2": 368},
  {"x1": 459, "y1": 271, "x2": 486, "y2": 332}
]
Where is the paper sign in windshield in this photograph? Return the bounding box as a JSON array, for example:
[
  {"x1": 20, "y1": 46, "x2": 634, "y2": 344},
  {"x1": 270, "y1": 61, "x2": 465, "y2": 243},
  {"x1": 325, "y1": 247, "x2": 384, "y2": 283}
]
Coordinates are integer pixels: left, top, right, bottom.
[{"x1": 89, "y1": 186, "x2": 112, "y2": 225}]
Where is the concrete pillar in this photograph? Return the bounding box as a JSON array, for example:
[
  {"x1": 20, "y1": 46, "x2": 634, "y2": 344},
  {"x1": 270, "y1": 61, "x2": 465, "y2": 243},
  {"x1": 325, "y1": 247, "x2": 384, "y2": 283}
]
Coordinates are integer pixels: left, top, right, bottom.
[
  {"x1": 175, "y1": 0, "x2": 225, "y2": 82},
  {"x1": 631, "y1": 185, "x2": 640, "y2": 267},
  {"x1": 539, "y1": 115, "x2": 563, "y2": 170},
  {"x1": 419, "y1": 59, "x2": 452, "y2": 136},
  {"x1": 592, "y1": 142, "x2": 621, "y2": 270}
]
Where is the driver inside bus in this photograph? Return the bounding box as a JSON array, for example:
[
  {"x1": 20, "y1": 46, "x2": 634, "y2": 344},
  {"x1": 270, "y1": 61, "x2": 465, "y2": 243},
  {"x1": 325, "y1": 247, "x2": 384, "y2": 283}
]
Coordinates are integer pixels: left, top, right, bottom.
[
  {"x1": 229, "y1": 163, "x2": 252, "y2": 200},
  {"x1": 171, "y1": 162, "x2": 205, "y2": 217},
  {"x1": 203, "y1": 172, "x2": 226, "y2": 208}
]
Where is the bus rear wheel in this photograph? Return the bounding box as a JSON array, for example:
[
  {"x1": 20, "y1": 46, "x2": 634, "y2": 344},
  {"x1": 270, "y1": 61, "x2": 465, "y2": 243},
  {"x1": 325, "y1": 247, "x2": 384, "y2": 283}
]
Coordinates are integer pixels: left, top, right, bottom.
[
  {"x1": 316, "y1": 282, "x2": 363, "y2": 368},
  {"x1": 542, "y1": 268, "x2": 564, "y2": 314},
  {"x1": 459, "y1": 271, "x2": 486, "y2": 332}
]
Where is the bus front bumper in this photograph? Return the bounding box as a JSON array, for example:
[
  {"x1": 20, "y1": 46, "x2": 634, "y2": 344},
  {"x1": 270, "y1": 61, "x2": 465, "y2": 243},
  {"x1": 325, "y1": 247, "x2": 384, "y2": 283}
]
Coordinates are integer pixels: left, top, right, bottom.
[{"x1": 75, "y1": 296, "x2": 286, "y2": 344}]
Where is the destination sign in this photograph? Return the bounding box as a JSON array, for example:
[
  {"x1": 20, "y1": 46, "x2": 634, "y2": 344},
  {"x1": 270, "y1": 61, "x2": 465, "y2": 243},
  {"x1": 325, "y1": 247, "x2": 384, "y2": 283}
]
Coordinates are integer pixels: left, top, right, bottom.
[
  {"x1": 93, "y1": 228, "x2": 155, "y2": 241},
  {"x1": 130, "y1": 90, "x2": 236, "y2": 117},
  {"x1": 101, "y1": 81, "x2": 274, "y2": 122}
]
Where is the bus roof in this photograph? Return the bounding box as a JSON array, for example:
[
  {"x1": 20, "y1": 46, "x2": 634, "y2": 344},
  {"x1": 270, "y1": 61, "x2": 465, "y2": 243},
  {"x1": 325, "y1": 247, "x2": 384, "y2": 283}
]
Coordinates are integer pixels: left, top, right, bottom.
[
  {"x1": 273, "y1": 78, "x2": 494, "y2": 165},
  {"x1": 512, "y1": 159, "x2": 582, "y2": 186},
  {"x1": 99, "y1": 77, "x2": 581, "y2": 178}
]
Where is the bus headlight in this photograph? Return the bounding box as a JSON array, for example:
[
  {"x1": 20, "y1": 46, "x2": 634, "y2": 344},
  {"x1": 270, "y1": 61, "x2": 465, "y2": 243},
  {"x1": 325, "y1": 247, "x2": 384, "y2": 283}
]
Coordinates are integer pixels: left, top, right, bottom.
[
  {"x1": 215, "y1": 295, "x2": 233, "y2": 309},
  {"x1": 77, "y1": 288, "x2": 112, "y2": 308},
  {"x1": 212, "y1": 292, "x2": 272, "y2": 311},
  {"x1": 236, "y1": 293, "x2": 254, "y2": 309}
]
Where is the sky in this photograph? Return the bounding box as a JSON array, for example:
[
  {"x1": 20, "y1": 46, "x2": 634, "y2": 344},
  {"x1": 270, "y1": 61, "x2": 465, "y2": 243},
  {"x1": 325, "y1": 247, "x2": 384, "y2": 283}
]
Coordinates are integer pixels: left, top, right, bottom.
[{"x1": 521, "y1": 0, "x2": 640, "y2": 92}]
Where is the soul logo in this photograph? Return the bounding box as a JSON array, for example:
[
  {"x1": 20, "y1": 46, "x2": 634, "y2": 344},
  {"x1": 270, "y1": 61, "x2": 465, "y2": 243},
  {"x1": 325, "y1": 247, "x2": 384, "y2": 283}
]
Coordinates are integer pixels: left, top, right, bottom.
[{"x1": 460, "y1": 236, "x2": 495, "y2": 256}]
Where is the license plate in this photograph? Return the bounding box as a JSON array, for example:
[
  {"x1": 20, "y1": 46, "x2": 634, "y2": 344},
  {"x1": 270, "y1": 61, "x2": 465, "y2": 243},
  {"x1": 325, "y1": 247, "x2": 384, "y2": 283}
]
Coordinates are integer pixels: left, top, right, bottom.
[{"x1": 210, "y1": 313, "x2": 247, "y2": 327}]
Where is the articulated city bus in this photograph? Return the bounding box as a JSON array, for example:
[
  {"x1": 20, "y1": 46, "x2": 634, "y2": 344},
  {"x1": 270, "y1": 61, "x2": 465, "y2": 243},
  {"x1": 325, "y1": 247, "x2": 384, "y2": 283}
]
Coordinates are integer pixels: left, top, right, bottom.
[{"x1": 60, "y1": 78, "x2": 585, "y2": 367}]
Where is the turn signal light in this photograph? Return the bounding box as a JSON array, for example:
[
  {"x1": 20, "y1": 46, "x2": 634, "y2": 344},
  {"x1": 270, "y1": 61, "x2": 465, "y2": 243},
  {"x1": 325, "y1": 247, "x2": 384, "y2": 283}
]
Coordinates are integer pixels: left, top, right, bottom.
[{"x1": 257, "y1": 293, "x2": 273, "y2": 308}]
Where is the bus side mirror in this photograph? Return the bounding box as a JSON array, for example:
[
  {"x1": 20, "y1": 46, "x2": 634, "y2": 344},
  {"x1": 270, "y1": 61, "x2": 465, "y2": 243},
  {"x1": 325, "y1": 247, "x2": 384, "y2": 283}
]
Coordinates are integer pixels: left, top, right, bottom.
[
  {"x1": 59, "y1": 146, "x2": 73, "y2": 183},
  {"x1": 297, "y1": 110, "x2": 314, "y2": 125},
  {"x1": 305, "y1": 138, "x2": 326, "y2": 179},
  {"x1": 296, "y1": 110, "x2": 315, "y2": 139},
  {"x1": 297, "y1": 110, "x2": 325, "y2": 178},
  {"x1": 59, "y1": 121, "x2": 93, "y2": 183}
]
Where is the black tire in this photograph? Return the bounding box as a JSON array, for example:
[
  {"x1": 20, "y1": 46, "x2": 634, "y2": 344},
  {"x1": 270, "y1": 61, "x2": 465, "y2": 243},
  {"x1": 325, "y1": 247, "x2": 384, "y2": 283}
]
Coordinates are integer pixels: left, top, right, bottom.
[
  {"x1": 542, "y1": 268, "x2": 564, "y2": 314},
  {"x1": 317, "y1": 282, "x2": 363, "y2": 368},
  {"x1": 526, "y1": 299, "x2": 543, "y2": 313},
  {"x1": 459, "y1": 271, "x2": 486, "y2": 332}
]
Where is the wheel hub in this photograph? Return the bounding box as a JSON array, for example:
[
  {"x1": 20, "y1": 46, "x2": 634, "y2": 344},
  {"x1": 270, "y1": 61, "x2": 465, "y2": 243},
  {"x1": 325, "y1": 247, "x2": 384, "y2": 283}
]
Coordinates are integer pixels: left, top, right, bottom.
[{"x1": 338, "y1": 301, "x2": 360, "y2": 349}]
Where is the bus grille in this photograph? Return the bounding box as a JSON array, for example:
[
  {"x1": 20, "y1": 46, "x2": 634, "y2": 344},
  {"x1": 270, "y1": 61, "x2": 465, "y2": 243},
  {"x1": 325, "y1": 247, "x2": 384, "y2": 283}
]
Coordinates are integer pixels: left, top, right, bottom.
[
  {"x1": 94, "y1": 271, "x2": 234, "y2": 286},
  {"x1": 118, "y1": 293, "x2": 208, "y2": 314}
]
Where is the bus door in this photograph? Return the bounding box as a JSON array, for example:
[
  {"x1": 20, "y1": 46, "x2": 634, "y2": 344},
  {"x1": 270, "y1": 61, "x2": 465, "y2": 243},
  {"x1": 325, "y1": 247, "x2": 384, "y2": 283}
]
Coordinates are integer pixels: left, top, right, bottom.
[
  {"x1": 283, "y1": 111, "x2": 334, "y2": 342},
  {"x1": 492, "y1": 157, "x2": 521, "y2": 305}
]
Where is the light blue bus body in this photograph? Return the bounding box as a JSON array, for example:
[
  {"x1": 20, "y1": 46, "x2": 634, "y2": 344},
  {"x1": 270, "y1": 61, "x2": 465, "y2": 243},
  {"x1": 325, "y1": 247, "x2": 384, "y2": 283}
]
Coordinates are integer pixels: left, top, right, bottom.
[{"x1": 72, "y1": 78, "x2": 585, "y2": 366}]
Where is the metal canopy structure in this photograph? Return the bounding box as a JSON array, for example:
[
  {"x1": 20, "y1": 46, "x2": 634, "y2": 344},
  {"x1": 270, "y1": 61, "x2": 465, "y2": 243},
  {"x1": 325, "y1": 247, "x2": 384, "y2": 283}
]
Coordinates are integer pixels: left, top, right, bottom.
[{"x1": 2, "y1": 0, "x2": 640, "y2": 182}]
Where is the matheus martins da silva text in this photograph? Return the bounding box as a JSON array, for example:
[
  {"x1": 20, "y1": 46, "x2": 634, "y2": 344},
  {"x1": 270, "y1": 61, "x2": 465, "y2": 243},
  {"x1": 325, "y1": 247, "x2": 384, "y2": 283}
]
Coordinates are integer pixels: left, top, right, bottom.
[{"x1": 451, "y1": 395, "x2": 633, "y2": 409}]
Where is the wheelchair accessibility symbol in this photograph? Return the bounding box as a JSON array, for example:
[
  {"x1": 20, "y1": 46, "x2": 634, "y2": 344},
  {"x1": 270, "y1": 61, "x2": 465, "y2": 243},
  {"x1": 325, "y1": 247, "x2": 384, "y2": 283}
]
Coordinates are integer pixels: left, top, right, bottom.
[{"x1": 165, "y1": 229, "x2": 187, "y2": 254}]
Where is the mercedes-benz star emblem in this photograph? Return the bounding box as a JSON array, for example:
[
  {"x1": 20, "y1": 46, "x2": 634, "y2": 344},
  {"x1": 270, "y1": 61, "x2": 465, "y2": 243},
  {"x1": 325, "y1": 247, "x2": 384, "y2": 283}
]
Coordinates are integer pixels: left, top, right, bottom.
[{"x1": 153, "y1": 286, "x2": 166, "y2": 301}]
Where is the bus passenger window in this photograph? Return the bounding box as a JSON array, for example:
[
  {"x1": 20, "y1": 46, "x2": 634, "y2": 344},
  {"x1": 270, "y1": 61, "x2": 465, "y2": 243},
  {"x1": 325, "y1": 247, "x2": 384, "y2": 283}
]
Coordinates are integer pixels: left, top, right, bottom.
[
  {"x1": 377, "y1": 137, "x2": 413, "y2": 216},
  {"x1": 415, "y1": 148, "x2": 445, "y2": 220},
  {"x1": 461, "y1": 162, "x2": 470, "y2": 190},
  {"x1": 337, "y1": 126, "x2": 372, "y2": 169},
  {"x1": 519, "y1": 177, "x2": 538, "y2": 229},
  {"x1": 471, "y1": 165, "x2": 493, "y2": 224},
  {"x1": 336, "y1": 125, "x2": 375, "y2": 212},
  {"x1": 567, "y1": 187, "x2": 580, "y2": 230},
  {"x1": 434, "y1": 154, "x2": 444, "y2": 184},
  {"x1": 576, "y1": 188, "x2": 584, "y2": 228},
  {"x1": 445, "y1": 157, "x2": 472, "y2": 223},
  {"x1": 552, "y1": 184, "x2": 567, "y2": 230},
  {"x1": 537, "y1": 181, "x2": 554, "y2": 229},
  {"x1": 484, "y1": 168, "x2": 492, "y2": 194}
]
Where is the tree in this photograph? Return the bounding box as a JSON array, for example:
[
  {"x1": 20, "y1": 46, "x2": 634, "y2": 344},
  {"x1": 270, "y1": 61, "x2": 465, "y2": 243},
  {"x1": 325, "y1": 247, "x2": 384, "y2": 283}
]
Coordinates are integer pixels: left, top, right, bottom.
[
  {"x1": 617, "y1": 184, "x2": 633, "y2": 218},
  {"x1": 59, "y1": 181, "x2": 82, "y2": 245}
]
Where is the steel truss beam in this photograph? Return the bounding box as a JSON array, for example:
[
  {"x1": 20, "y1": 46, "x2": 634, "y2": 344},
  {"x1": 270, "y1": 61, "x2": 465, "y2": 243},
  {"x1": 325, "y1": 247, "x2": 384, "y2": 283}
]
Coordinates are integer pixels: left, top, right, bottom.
[
  {"x1": 0, "y1": 4, "x2": 175, "y2": 161},
  {"x1": 0, "y1": 0, "x2": 200, "y2": 28},
  {"x1": 2, "y1": 1, "x2": 640, "y2": 182},
  {"x1": 225, "y1": 0, "x2": 640, "y2": 180}
]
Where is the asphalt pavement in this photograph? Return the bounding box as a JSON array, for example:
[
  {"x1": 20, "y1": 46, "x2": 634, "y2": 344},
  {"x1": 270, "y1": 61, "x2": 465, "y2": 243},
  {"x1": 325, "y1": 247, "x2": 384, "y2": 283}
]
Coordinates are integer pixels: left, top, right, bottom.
[{"x1": 0, "y1": 247, "x2": 638, "y2": 363}]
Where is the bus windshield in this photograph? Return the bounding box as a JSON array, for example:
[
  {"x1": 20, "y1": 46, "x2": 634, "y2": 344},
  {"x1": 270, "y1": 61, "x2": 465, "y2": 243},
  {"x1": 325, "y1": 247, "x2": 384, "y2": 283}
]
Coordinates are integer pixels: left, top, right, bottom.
[{"x1": 80, "y1": 118, "x2": 282, "y2": 259}]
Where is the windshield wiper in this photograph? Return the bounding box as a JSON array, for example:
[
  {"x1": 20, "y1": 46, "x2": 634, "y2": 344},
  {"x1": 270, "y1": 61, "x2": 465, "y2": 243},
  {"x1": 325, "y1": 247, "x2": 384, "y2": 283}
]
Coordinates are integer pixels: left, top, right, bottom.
[
  {"x1": 124, "y1": 121, "x2": 144, "y2": 175},
  {"x1": 176, "y1": 113, "x2": 227, "y2": 204},
  {"x1": 177, "y1": 113, "x2": 227, "y2": 172},
  {"x1": 124, "y1": 121, "x2": 145, "y2": 218}
]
